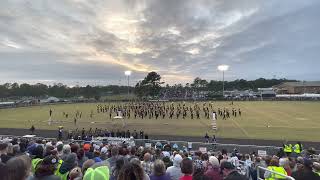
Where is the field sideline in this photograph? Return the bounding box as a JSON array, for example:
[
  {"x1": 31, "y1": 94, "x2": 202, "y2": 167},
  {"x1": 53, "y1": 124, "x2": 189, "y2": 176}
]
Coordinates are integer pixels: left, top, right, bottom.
[{"x1": 0, "y1": 101, "x2": 319, "y2": 142}]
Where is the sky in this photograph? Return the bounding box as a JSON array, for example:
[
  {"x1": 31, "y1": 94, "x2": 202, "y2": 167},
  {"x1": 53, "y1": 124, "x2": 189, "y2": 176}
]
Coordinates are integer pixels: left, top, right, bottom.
[{"x1": 0, "y1": 0, "x2": 320, "y2": 86}]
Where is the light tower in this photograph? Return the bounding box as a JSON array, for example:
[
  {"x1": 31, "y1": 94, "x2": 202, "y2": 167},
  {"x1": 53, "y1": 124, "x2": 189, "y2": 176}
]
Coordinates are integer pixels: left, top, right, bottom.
[{"x1": 217, "y1": 65, "x2": 229, "y2": 97}]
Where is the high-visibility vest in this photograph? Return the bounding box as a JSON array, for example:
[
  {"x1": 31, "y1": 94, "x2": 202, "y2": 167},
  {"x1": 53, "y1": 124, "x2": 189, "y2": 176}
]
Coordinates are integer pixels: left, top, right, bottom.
[
  {"x1": 83, "y1": 166, "x2": 110, "y2": 180},
  {"x1": 283, "y1": 144, "x2": 292, "y2": 153},
  {"x1": 31, "y1": 158, "x2": 42, "y2": 173},
  {"x1": 293, "y1": 144, "x2": 302, "y2": 154},
  {"x1": 266, "y1": 166, "x2": 287, "y2": 180},
  {"x1": 54, "y1": 159, "x2": 63, "y2": 176},
  {"x1": 56, "y1": 172, "x2": 69, "y2": 180},
  {"x1": 54, "y1": 159, "x2": 69, "y2": 180}
]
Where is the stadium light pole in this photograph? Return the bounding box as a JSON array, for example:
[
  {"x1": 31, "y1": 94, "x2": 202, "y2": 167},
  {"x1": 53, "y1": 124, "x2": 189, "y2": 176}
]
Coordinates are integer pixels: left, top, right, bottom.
[
  {"x1": 218, "y1": 65, "x2": 229, "y2": 97},
  {"x1": 124, "y1": 71, "x2": 132, "y2": 99}
]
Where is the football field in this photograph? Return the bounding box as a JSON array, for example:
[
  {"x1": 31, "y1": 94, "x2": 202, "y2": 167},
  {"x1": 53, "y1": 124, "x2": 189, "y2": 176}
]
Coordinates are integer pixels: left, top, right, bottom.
[{"x1": 0, "y1": 101, "x2": 319, "y2": 142}]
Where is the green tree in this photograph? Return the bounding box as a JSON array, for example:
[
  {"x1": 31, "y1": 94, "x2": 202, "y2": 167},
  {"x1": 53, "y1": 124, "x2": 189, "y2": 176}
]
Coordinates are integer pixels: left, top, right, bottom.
[{"x1": 135, "y1": 71, "x2": 163, "y2": 98}]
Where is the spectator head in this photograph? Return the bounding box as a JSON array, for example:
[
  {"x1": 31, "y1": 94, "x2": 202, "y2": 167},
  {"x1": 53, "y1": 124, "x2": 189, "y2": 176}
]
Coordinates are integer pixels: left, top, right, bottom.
[
  {"x1": 173, "y1": 154, "x2": 183, "y2": 167},
  {"x1": 270, "y1": 158, "x2": 280, "y2": 167},
  {"x1": 209, "y1": 156, "x2": 219, "y2": 167},
  {"x1": 12, "y1": 144, "x2": 21, "y2": 155},
  {"x1": 245, "y1": 154, "x2": 250, "y2": 160},
  {"x1": 193, "y1": 160, "x2": 205, "y2": 178},
  {"x1": 220, "y1": 161, "x2": 236, "y2": 177},
  {"x1": 83, "y1": 144, "x2": 91, "y2": 152},
  {"x1": 195, "y1": 151, "x2": 202, "y2": 157},
  {"x1": 111, "y1": 146, "x2": 119, "y2": 157},
  {"x1": 0, "y1": 142, "x2": 9, "y2": 154},
  {"x1": 264, "y1": 156, "x2": 272, "y2": 166},
  {"x1": 144, "y1": 152, "x2": 151, "y2": 162},
  {"x1": 33, "y1": 145, "x2": 44, "y2": 159},
  {"x1": 201, "y1": 153, "x2": 209, "y2": 161},
  {"x1": 130, "y1": 158, "x2": 142, "y2": 167},
  {"x1": 118, "y1": 162, "x2": 144, "y2": 180},
  {"x1": 69, "y1": 167, "x2": 82, "y2": 180},
  {"x1": 153, "y1": 159, "x2": 166, "y2": 176},
  {"x1": 115, "y1": 157, "x2": 125, "y2": 171},
  {"x1": 44, "y1": 145, "x2": 54, "y2": 156},
  {"x1": 6, "y1": 155, "x2": 31, "y2": 180},
  {"x1": 59, "y1": 153, "x2": 78, "y2": 174},
  {"x1": 181, "y1": 158, "x2": 193, "y2": 175},
  {"x1": 82, "y1": 159, "x2": 95, "y2": 175},
  {"x1": 279, "y1": 158, "x2": 290, "y2": 168},
  {"x1": 288, "y1": 157, "x2": 296, "y2": 169},
  {"x1": 71, "y1": 143, "x2": 80, "y2": 153},
  {"x1": 255, "y1": 156, "x2": 262, "y2": 163},
  {"x1": 35, "y1": 155, "x2": 58, "y2": 178},
  {"x1": 19, "y1": 141, "x2": 27, "y2": 153},
  {"x1": 94, "y1": 151, "x2": 101, "y2": 158},
  {"x1": 77, "y1": 149, "x2": 85, "y2": 160},
  {"x1": 63, "y1": 144, "x2": 71, "y2": 154},
  {"x1": 303, "y1": 158, "x2": 313, "y2": 170},
  {"x1": 57, "y1": 144, "x2": 63, "y2": 153},
  {"x1": 130, "y1": 147, "x2": 136, "y2": 156},
  {"x1": 296, "y1": 157, "x2": 304, "y2": 171},
  {"x1": 83, "y1": 166, "x2": 109, "y2": 180},
  {"x1": 313, "y1": 162, "x2": 320, "y2": 172}
]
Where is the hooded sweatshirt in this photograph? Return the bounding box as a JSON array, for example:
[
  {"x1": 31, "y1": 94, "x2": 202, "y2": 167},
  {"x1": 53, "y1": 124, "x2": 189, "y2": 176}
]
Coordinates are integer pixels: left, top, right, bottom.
[{"x1": 166, "y1": 155, "x2": 183, "y2": 180}]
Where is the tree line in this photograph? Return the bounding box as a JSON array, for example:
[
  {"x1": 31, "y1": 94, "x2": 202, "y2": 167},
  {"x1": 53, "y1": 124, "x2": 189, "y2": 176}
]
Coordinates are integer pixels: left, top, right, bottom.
[
  {"x1": 0, "y1": 72, "x2": 297, "y2": 99},
  {"x1": 0, "y1": 83, "x2": 134, "y2": 99}
]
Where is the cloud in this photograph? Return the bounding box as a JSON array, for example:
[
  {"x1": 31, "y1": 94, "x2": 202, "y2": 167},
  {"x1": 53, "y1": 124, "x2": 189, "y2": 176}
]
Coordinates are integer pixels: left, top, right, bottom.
[{"x1": 0, "y1": 0, "x2": 320, "y2": 85}]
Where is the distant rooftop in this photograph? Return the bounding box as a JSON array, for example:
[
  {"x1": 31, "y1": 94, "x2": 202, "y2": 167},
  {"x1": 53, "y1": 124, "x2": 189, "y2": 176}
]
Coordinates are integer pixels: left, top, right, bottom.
[{"x1": 275, "y1": 81, "x2": 320, "y2": 87}]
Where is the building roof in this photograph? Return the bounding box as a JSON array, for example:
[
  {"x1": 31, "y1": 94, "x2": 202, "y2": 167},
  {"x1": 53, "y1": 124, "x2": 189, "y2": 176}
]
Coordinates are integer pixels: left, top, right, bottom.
[{"x1": 274, "y1": 81, "x2": 320, "y2": 88}]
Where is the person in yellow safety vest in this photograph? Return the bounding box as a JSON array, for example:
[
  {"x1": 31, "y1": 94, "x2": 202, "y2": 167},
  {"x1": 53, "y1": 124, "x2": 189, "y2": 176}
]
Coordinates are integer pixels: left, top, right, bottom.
[
  {"x1": 30, "y1": 145, "x2": 45, "y2": 173},
  {"x1": 31, "y1": 158, "x2": 43, "y2": 173},
  {"x1": 293, "y1": 142, "x2": 303, "y2": 154},
  {"x1": 55, "y1": 153, "x2": 77, "y2": 180},
  {"x1": 264, "y1": 158, "x2": 288, "y2": 180},
  {"x1": 54, "y1": 159, "x2": 64, "y2": 176},
  {"x1": 283, "y1": 143, "x2": 292, "y2": 156},
  {"x1": 83, "y1": 166, "x2": 110, "y2": 180}
]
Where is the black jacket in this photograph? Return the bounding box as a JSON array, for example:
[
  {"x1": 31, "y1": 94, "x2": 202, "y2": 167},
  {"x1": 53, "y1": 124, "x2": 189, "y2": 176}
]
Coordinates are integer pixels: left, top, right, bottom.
[{"x1": 225, "y1": 171, "x2": 248, "y2": 180}]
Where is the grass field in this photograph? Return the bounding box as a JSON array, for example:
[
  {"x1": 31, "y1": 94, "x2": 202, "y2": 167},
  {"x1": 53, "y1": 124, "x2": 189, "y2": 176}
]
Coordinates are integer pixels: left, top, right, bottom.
[{"x1": 0, "y1": 101, "x2": 320, "y2": 142}]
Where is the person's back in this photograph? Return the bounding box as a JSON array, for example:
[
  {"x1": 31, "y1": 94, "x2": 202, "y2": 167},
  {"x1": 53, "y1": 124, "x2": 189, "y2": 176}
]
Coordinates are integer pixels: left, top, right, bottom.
[
  {"x1": 224, "y1": 171, "x2": 247, "y2": 180},
  {"x1": 166, "y1": 155, "x2": 183, "y2": 180},
  {"x1": 106, "y1": 146, "x2": 120, "y2": 169},
  {"x1": 204, "y1": 165, "x2": 222, "y2": 180},
  {"x1": 150, "y1": 160, "x2": 171, "y2": 180},
  {"x1": 142, "y1": 153, "x2": 153, "y2": 176},
  {"x1": 204, "y1": 156, "x2": 222, "y2": 180},
  {"x1": 150, "y1": 174, "x2": 171, "y2": 180}
]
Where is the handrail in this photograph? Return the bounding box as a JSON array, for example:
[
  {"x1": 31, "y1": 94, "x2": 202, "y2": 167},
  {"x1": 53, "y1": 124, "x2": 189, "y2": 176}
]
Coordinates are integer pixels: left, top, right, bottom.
[{"x1": 257, "y1": 166, "x2": 295, "y2": 180}]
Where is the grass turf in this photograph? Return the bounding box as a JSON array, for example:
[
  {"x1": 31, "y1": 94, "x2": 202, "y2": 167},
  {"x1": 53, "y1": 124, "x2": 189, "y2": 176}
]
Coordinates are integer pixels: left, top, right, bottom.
[{"x1": 0, "y1": 101, "x2": 319, "y2": 142}]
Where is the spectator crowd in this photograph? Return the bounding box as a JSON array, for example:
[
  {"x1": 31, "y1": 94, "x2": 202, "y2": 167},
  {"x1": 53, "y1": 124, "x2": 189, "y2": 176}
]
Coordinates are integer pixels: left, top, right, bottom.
[{"x1": 0, "y1": 136, "x2": 320, "y2": 180}]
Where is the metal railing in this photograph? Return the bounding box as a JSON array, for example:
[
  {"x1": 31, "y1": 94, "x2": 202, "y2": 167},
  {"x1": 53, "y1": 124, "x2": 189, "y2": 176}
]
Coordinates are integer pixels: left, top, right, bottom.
[{"x1": 257, "y1": 166, "x2": 295, "y2": 180}]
